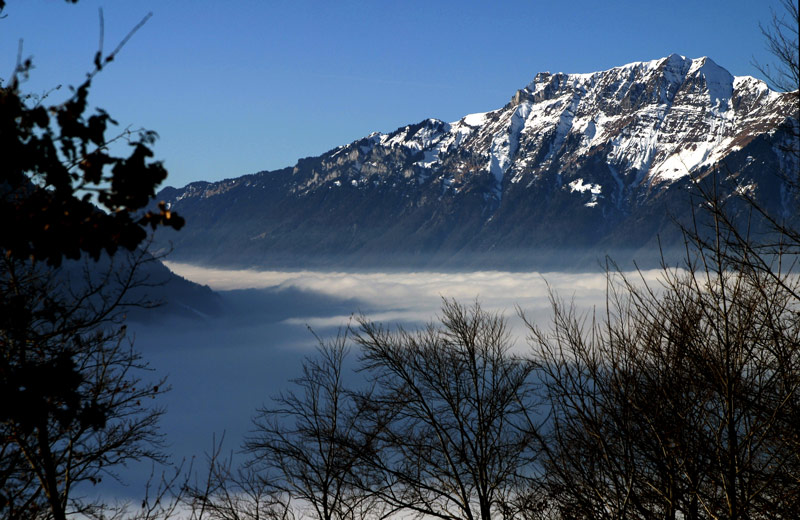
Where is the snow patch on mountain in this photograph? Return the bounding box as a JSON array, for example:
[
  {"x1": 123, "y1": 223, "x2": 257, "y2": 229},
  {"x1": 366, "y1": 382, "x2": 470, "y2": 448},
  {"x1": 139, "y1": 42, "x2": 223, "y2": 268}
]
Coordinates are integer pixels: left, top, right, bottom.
[
  {"x1": 568, "y1": 178, "x2": 603, "y2": 207},
  {"x1": 463, "y1": 112, "x2": 488, "y2": 127},
  {"x1": 488, "y1": 103, "x2": 531, "y2": 194}
]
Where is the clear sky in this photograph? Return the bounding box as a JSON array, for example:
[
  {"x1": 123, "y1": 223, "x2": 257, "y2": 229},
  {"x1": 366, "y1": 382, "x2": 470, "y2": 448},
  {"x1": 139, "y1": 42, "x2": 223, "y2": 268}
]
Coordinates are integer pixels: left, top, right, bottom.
[{"x1": 0, "y1": 0, "x2": 790, "y2": 189}]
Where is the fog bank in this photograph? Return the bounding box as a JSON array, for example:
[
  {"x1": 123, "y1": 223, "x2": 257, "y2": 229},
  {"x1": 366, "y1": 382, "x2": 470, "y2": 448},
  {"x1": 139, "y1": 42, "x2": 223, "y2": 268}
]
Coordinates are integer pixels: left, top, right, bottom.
[{"x1": 165, "y1": 262, "x2": 665, "y2": 331}]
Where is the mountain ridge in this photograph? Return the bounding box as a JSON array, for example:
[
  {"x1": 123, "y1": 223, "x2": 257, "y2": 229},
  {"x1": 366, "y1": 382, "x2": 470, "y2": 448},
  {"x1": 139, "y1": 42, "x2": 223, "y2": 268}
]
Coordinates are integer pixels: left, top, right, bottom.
[{"x1": 156, "y1": 55, "x2": 798, "y2": 271}]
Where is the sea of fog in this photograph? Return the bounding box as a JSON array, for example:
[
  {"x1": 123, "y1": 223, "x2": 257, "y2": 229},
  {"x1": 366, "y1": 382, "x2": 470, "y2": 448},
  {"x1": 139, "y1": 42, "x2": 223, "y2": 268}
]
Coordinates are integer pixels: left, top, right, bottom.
[{"x1": 108, "y1": 264, "x2": 664, "y2": 500}]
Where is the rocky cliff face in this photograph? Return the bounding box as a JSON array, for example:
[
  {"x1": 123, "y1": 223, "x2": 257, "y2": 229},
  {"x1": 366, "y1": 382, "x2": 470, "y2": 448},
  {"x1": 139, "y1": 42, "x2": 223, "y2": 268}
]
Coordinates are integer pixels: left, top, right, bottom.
[{"x1": 157, "y1": 55, "x2": 798, "y2": 270}]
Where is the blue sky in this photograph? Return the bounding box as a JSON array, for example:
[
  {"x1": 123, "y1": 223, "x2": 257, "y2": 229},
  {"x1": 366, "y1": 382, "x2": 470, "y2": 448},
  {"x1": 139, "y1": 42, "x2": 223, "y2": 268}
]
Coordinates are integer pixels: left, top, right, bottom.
[{"x1": 0, "y1": 0, "x2": 789, "y2": 189}]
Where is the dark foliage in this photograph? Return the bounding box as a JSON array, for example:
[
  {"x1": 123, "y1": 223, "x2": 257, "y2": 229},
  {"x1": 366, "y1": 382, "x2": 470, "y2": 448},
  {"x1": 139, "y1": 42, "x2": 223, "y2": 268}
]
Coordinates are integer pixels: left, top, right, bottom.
[
  {"x1": 1, "y1": 8, "x2": 182, "y2": 267},
  {"x1": 1, "y1": 2, "x2": 185, "y2": 519},
  {"x1": 0, "y1": 254, "x2": 169, "y2": 520}
]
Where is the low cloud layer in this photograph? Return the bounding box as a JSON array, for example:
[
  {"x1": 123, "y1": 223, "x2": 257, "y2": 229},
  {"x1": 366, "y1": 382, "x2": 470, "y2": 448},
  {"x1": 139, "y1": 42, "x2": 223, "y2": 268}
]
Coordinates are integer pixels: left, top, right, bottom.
[{"x1": 165, "y1": 262, "x2": 666, "y2": 332}]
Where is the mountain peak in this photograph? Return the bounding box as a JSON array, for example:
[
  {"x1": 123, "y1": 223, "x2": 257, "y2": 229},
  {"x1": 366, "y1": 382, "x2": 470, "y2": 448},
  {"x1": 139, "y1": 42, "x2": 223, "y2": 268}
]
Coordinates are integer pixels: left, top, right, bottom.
[{"x1": 306, "y1": 55, "x2": 792, "y2": 195}]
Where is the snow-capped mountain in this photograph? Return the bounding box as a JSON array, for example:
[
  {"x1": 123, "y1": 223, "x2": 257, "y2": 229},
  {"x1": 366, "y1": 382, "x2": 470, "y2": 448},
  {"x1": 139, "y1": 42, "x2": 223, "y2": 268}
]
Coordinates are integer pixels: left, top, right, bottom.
[{"x1": 157, "y1": 55, "x2": 798, "y2": 270}]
